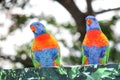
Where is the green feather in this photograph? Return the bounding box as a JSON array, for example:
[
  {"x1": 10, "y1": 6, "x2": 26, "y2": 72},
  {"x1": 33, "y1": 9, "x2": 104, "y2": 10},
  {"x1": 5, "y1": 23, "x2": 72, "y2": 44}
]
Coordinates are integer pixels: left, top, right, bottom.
[
  {"x1": 106, "y1": 45, "x2": 110, "y2": 62},
  {"x1": 100, "y1": 46, "x2": 110, "y2": 64},
  {"x1": 55, "y1": 45, "x2": 61, "y2": 65},
  {"x1": 82, "y1": 48, "x2": 87, "y2": 64},
  {"x1": 31, "y1": 50, "x2": 40, "y2": 67}
]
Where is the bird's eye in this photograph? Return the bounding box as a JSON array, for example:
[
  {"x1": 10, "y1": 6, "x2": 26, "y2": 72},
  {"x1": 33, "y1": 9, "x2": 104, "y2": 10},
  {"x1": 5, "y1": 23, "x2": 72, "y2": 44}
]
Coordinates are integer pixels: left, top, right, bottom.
[
  {"x1": 36, "y1": 23, "x2": 40, "y2": 26},
  {"x1": 93, "y1": 18, "x2": 96, "y2": 21}
]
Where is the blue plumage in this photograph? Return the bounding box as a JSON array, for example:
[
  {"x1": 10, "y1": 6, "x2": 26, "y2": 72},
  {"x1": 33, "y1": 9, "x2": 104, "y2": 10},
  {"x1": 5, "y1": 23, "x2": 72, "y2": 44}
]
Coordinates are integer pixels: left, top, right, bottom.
[
  {"x1": 83, "y1": 46, "x2": 107, "y2": 64},
  {"x1": 34, "y1": 48, "x2": 58, "y2": 67}
]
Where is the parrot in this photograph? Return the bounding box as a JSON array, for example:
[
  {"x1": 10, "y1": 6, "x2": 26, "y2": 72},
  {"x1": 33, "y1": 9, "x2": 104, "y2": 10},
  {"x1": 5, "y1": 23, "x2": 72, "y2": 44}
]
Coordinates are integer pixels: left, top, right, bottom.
[
  {"x1": 30, "y1": 22, "x2": 60, "y2": 67},
  {"x1": 82, "y1": 15, "x2": 110, "y2": 64}
]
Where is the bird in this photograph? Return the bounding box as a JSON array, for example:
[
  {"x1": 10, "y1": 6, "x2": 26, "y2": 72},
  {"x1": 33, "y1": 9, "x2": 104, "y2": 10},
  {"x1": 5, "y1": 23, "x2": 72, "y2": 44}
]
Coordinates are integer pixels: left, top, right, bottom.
[
  {"x1": 82, "y1": 15, "x2": 110, "y2": 64},
  {"x1": 30, "y1": 22, "x2": 60, "y2": 67}
]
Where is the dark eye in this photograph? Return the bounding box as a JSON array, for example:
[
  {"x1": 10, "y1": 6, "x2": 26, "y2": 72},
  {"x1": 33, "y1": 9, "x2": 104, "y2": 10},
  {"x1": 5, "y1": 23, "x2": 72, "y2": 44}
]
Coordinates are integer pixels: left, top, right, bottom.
[
  {"x1": 36, "y1": 23, "x2": 40, "y2": 26},
  {"x1": 93, "y1": 18, "x2": 96, "y2": 21}
]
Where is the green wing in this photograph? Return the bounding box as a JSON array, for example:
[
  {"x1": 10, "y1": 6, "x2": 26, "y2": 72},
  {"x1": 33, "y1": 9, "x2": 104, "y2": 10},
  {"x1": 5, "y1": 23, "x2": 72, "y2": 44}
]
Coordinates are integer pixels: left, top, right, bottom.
[
  {"x1": 31, "y1": 50, "x2": 40, "y2": 67},
  {"x1": 100, "y1": 45, "x2": 110, "y2": 64},
  {"x1": 82, "y1": 47, "x2": 87, "y2": 64},
  {"x1": 106, "y1": 45, "x2": 110, "y2": 62},
  {"x1": 53, "y1": 39, "x2": 61, "y2": 66},
  {"x1": 54, "y1": 47, "x2": 60, "y2": 66}
]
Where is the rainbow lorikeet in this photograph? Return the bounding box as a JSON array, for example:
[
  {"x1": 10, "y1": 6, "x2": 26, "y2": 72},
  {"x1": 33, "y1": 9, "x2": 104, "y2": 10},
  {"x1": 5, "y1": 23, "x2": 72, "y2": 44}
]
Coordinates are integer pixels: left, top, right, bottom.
[
  {"x1": 30, "y1": 22, "x2": 60, "y2": 67},
  {"x1": 82, "y1": 15, "x2": 110, "y2": 64}
]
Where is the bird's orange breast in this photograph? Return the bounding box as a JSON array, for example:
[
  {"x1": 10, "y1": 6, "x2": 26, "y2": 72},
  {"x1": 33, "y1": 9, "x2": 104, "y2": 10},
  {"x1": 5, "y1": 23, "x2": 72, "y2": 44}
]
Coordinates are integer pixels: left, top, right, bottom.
[
  {"x1": 32, "y1": 33, "x2": 59, "y2": 51},
  {"x1": 83, "y1": 30, "x2": 108, "y2": 47}
]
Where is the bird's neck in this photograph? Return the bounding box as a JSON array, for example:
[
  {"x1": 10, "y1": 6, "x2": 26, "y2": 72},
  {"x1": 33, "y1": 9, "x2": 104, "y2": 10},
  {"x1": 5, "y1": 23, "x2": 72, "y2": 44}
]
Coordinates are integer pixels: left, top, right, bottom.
[
  {"x1": 87, "y1": 29, "x2": 101, "y2": 33},
  {"x1": 35, "y1": 33, "x2": 50, "y2": 41},
  {"x1": 34, "y1": 31, "x2": 46, "y2": 37},
  {"x1": 88, "y1": 28, "x2": 100, "y2": 32}
]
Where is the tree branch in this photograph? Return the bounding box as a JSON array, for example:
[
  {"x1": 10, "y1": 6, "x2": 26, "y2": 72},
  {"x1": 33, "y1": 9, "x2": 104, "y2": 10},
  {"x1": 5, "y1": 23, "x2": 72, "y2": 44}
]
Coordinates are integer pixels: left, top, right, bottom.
[
  {"x1": 56, "y1": 0, "x2": 83, "y2": 20},
  {"x1": 95, "y1": 7, "x2": 120, "y2": 14},
  {"x1": 86, "y1": 0, "x2": 94, "y2": 15},
  {"x1": 56, "y1": 0, "x2": 87, "y2": 42},
  {"x1": 56, "y1": 0, "x2": 83, "y2": 13}
]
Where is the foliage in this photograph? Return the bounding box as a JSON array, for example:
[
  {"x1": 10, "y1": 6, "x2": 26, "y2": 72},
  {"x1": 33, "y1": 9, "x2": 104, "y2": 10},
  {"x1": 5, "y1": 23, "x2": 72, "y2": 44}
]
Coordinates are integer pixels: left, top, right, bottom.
[{"x1": 0, "y1": 64, "x2": 120, "y2": 80}]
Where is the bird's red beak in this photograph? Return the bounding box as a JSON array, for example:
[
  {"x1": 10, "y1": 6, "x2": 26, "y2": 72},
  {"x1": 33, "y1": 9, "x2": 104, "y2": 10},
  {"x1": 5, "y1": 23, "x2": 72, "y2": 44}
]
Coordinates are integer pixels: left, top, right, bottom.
[
  {"x1": 87, "y1": 19, "x2": 92, "y2": 26},
  {"x1": 30, "y1": 26, "x2": 36, "y2": 32}
]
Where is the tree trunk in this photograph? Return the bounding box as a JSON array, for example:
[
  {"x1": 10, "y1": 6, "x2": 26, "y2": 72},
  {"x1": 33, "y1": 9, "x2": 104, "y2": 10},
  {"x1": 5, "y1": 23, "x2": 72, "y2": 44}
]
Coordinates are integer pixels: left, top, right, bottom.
[{"x1": 56, "y1": 0, "x2": 93, "y2": 42}]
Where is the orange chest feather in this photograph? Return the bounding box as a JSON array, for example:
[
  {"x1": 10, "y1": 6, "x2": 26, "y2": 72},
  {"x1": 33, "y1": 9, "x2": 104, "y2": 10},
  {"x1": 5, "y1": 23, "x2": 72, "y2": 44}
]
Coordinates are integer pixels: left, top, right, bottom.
[
  {"x1": 32, "y1": 33, "x2": 59, "y2": 51},
  {"x1": 83, "y1": 30, "x2": 108, "y2": 47}
]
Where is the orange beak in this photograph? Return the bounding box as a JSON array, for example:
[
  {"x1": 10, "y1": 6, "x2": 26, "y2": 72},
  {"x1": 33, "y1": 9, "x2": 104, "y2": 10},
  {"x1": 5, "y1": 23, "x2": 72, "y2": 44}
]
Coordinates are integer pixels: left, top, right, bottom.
[
  {"x1": 30, "y1": 26, "x2": 36, "y2": 32},
  {"x1": 87, "y1": 19, "x2": 92, "y2": 26}
]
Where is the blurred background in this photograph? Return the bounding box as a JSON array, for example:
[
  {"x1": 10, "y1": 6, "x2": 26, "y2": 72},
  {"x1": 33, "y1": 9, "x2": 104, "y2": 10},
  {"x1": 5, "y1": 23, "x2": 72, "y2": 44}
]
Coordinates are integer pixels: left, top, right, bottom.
[{"x1": 0, "y1": 0, "x2": 120, "y2": 69}]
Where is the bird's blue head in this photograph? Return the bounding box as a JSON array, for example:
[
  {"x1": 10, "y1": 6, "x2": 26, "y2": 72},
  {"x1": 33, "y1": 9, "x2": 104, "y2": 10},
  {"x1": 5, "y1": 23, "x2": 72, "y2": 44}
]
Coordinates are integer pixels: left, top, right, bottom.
[
  {"x1": 30, "y1": 22, "x2": 46, "y2": 37},
  {"x1": 85, "y1": 15, "x2": 101, "y2": 32}
]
